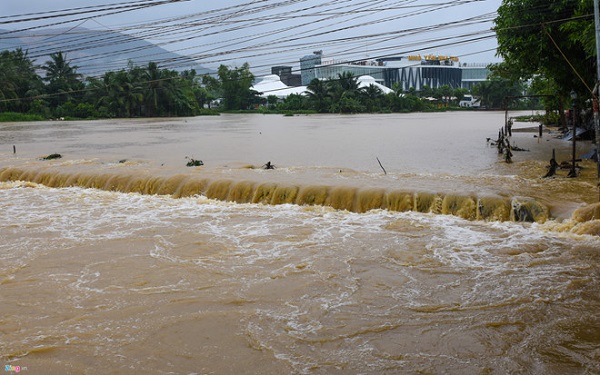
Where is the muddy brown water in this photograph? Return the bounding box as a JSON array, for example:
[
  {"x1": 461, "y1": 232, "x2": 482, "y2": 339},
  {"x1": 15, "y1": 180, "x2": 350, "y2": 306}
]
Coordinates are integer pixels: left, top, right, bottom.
[{"x1": 1, "y1": 112, "x2": 599, "y2": 374}]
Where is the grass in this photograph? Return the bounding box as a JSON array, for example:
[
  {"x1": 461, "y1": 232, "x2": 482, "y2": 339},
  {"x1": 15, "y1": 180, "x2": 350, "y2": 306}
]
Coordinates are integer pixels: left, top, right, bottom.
[{"x1": 0, "y1": 112, "x2": 46, "y2": 122}]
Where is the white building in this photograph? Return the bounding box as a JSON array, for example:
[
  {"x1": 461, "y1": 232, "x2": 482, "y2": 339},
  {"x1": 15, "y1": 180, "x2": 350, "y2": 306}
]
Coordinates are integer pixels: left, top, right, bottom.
[{"x1": 252, "y1": 75, "x2": 308, "y2": 98}]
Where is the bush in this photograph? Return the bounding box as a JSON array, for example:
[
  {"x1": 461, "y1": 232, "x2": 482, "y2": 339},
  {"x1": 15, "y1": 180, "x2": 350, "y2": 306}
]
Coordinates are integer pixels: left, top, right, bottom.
[
  {"x1": 28, "y1": 100, "x2": 51, "y2": 118},
  {"x1": 73, "y1": 103, "x2": 98, "y2": 119},
  {"x1": 0, "y1": 112, "x2": 45, "y2": 122}
]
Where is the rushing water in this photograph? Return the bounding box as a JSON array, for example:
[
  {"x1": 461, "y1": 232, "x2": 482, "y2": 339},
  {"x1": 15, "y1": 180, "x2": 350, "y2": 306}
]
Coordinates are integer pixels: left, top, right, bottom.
[{"x1": 1, "y1": 112, "x2": 599, "y2": 374}]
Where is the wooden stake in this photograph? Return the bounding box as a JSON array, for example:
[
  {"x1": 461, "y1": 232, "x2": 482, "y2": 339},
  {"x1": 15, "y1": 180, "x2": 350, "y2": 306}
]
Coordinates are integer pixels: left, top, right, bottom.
[{"x1": 376, "y1": 157, "x2": 387, "y2": 175}]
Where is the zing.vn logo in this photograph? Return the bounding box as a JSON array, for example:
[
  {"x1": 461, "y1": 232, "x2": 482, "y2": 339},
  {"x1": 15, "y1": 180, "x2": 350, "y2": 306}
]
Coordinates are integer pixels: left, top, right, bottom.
[{"x1": 5, "y1": 365, "x2": 27, "y2": 373}]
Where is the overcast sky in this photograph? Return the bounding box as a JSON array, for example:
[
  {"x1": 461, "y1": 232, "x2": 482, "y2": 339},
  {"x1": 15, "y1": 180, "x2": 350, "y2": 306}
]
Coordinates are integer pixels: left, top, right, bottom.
[{"x1": 0, "y1": 0, "x2": 503, "y2": 76}]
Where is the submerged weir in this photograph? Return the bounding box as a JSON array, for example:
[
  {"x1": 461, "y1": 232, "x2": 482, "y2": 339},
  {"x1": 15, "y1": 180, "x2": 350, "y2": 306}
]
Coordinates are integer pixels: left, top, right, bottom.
[{"x1": 0, "y1": 166, "x2": 549, "y2": 223}]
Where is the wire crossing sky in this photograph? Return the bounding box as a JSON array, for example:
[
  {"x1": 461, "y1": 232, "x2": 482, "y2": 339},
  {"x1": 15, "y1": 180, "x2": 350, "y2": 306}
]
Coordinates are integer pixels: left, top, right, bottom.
[{"x1": 0, "y1": 0, "x2": 503, "y2": 76}]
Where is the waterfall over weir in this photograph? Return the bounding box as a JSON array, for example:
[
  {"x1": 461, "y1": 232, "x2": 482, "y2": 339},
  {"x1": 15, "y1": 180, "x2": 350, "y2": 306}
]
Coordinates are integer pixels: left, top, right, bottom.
[{"x1": 0, "y1": 166, "x2": 549, "y2": 223}]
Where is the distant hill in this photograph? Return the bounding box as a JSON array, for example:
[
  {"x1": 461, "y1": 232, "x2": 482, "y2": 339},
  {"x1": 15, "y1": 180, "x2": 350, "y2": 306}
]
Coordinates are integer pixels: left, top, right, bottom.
[{"x1": 0, "y1": 28, "x2": 214, "y2": 77}]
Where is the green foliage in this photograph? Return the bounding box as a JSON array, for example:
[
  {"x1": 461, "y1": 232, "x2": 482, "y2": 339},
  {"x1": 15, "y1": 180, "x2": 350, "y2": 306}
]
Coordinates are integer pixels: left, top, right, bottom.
[
  {"x1": 196, "y1": 108, "x2": 221, "y2": 116},
  {"x1": 304, "y1": 73, "x2": 429, "y2": 113},
  {"x1": 472, "y1": 75, "x2": 524, "y2": 109},
  {"x1": 0, "y1": 49, "x2": 44, "y2": 113},
  {"x1": 359, "y1": 84, "x2": 384, "y2": 112},
  {"x1": 494, "y1": 0, "x2": 596, "y2": 101},
  {"x1": 331, "y1": 94, "x2": 364, "y2": 113},
  {"x1": 306, "y1": 78, "x2": 330, "y2": 112},
  {"x1": 266, "y1": 95, "x2": 279, "y2": 109},
  {"x1": 1, "y1": 48, "x2": 489, "y2": 119},
  {"x1": 28, "y1": 100, "x2": 51, "y2": 118},
  {"x1": 42, "y1": 52, "x2": 84, "y2": 108},
  {"x1": 278, "y1": 94, "x2": 307, "y2": 111},
  {"x1": 0, "y1": 112, "x2": 45, "y2": 122},
  {"x1": 217, "y1": 63, "x2": 261, "y2": 110},
  {"x1": 185, "y1": 157, "x2": 204, "y2": 167}
]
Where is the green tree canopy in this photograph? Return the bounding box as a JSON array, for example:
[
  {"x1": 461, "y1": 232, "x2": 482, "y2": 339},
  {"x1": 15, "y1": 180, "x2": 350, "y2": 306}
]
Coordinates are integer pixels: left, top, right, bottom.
[
  {"x1": 0, "y1": 49, "x2": 43, "y2": 113},
  {"x1": 306, "y1": 78, "x2": 331, "y2": 113},
  {"x1": 217, "y1": 63, "x2": 260, "y2": 110},
  {"x1": 472, "y1": 75, "x2": 525, "y2": 109},
  {"x1": 0, "y1": 48, "x2": 485, "y2": 118},
  {"x1": 494, "y1": 0, "x2": 597, "y2": 100},
  {"x1": 42, "y1": 52, "x2": 84, "y2": 107}
]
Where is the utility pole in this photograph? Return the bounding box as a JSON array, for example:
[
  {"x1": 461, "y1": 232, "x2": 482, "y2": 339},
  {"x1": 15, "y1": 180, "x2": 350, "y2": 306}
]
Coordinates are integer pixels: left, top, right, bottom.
[
  {"x1": 595, "y1": 0, "x2": 600, "y2": 200},
  {"x1": 569, "y1": 90, "x2": 578, "y2": 178}
]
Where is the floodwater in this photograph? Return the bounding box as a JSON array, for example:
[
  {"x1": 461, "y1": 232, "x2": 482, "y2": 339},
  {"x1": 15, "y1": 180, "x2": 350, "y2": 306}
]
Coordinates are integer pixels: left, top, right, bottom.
[{"x1": 1, "y1": 112, "x2": 599, "y2": 374}]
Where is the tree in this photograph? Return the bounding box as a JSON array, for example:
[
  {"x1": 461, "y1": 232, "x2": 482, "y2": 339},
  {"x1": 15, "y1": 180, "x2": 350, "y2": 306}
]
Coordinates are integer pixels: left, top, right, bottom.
[
  {"x1": 419, "y1": 85, "x2": 434, "y2": 99},
  {"x1": 494, "y1": 0, "x2": 596, "y2": 101},
  {"x1": 472, "y1": 75, "x2": 524, "y2": 109},
  {"x1": 279, "y1": 93, "x2": 307, "y2": 111},
  {"x1": 337, "y1": 71, "x2": 359, "y2": 93},
  {"x1": 103, "y1": 69, "x2": 143, "y2": 117},
  {"x1": 359, "y1": 84, "x2": 384, "y2": 112},
  {"x1": 329, "y1": 72, "x2": 359, "y2": 105},
  {"x1": 201, "y1": 74, "x2": 222, "y2": 109},
  {"x1": 306, "y1": 78, "x2": 330, "y2": 112},
  {"x1": 42, "y1": 52, "x2": 83, "y2": 108},
  {"x1": 85, "y1": 73, "x2": 118, "y2": 117},
  {"x1": 437, "y1": 84, "x2": 453, "y2": 106},
  {"x1": 331, "y1": 95, "x2": 364, "y2": 113},
  {"x1": 453, "y1": 87, "x2": 469, "y2": 102},
  {"x1": 179, "y1": 69, "x2": 204, "y2": 114},
  {"x1": 266, "y1": 95, "x2": 279, "y2": 109},
  {"x1": 0, "y1": 49, "x2": 44, "y2": 113},
  {"x1": 217, "y1": 63, "x2": 260, "y2": 110},
  {"x1": 143, "y1": 62, "x2": 163, "y2": 117}
]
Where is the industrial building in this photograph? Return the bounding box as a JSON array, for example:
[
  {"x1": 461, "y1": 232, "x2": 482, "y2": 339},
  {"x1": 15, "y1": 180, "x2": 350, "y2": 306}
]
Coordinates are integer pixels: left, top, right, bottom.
[
  {"x1": 294, "y1": 51, "x2": 491, "y2": 92},
  {"x1": 270, "y1": 66, "x2": 301, "y2": 87}
]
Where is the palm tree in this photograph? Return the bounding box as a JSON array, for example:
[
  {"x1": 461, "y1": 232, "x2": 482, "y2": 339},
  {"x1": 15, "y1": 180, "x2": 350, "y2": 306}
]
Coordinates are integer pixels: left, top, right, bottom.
[
  {"x1": 119, "y1": 70, "x2": 144, "y2": 117},
  {"x1": 143, "y1": 62, "x2": 163, "y2": 116},
  {"x1": 86, "y1": 73, "x2": 119, "y2": 117},
  {"x1": 329, "y1": 72, "x2": 359, "y2": 107},
  {"x1": 97, "y1": 69, "x2": 143, "y2": 118},
  {"x1": 359, "y1": 84, "x2": 383, "y2": 112},
  {"x1": 0, "y1": 49, "x2": 44, "y2": 112},
  {"x1": 306, "y1": 78, "x2": 330, "y2": 112},
  {"x1": 337, "y1": 71, "x2": 359, "y2": 93},
  {"x1": 42, "y1": 52, "x2": 83, "y2": 107},
  {"x1": 157, "y1": 69, "x2": 188, "y2": 116}
]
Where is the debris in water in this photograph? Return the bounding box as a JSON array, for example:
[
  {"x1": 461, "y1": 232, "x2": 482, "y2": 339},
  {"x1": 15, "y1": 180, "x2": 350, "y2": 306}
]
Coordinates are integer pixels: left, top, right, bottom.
[
  {"x1": 185, "y1": 156, "x2": 204, "y2": 167},
  {"x1": 42, "y1": 153, "x2": 62, "y2": 160}
]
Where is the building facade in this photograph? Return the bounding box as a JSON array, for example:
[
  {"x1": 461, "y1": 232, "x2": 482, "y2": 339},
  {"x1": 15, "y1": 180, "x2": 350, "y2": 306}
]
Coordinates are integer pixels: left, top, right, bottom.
[
  {"x1": 271, "y1": 66, "x2": 302, "y2": 87},
  {"x1": 299, "y1": 52, "x2": 491, "y2": 92},
  {"x1": 299, "y1": 50, "x2": 323, "y2": 85},
  {"x1": 459, "y1": 63, "x2": 491, "y2": 91}
]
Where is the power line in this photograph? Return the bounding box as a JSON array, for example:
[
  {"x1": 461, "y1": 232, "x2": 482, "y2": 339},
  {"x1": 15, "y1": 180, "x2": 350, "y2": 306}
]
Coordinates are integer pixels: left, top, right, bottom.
[{"x1": 0, "y1": 0, "x2": 505, "y2": 79}]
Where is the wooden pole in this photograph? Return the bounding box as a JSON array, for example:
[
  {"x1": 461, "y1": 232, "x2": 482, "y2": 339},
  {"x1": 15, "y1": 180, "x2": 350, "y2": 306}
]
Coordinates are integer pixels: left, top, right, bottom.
[
  {"x1": 594, "y1": 0, "x2": 600, "y2": 199},
  {"x1": 569, "y1": 97, "x2": 578, "y2": 178},
  {"x1": 376, "y1": 157, "x2": 387, "y2": 175}
]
